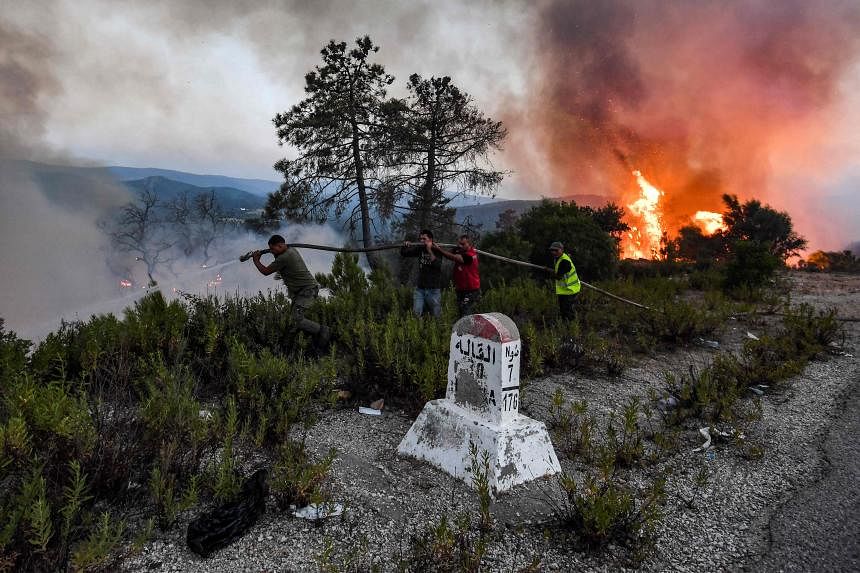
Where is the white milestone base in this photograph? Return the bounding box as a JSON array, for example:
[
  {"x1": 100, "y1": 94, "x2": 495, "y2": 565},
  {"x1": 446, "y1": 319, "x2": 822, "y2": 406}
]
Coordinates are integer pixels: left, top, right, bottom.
[
  {"x1": 396, "y1": 399, "x2": 560, "y2": 493},
  {"x1": 397, "y1": 313, "x2": 561, "y2": 494}
]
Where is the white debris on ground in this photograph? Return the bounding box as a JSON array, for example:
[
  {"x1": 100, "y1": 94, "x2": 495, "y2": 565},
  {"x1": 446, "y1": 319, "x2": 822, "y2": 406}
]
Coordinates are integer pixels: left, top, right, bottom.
[{"x1": 119, "y1": 272, "x2": 860, "y2": 572}]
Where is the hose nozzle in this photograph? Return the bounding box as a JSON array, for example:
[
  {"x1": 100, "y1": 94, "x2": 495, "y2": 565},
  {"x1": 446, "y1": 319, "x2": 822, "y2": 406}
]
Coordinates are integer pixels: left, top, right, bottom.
[{"x1": 239, "y1": 248, "x2": 271, "y2": 262}]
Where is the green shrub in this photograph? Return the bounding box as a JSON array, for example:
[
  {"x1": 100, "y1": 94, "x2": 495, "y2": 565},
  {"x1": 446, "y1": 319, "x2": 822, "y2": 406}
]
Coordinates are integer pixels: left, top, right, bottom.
[
  {"x1": 555, "y1": 471, "x2": 664, "y2": 555},
  {"x1": 548, "y1": 390, "x2": 594, "y2": 461},
  {"x1": 780, "y1": 304, "x2": 841, "y2": 357},
  {"x1": 603, "y1": 398, "x2": 646, "y2": 469},
  {"x1": 148, "y1": 454, "x2": 200, "y2": 529},
  {"x1": 228, "y1": 340, "x2": 335, "y2": 444},
  {"x1": 724, "y1": 240, "x2": 780, "y2": 293},
  {"x1": 69, "y1": 512, "x2": 125, "y2": 571},
  {"x1": 466, "y1": 443, "x2": 492, "y2": 530},
  {"x1": 270, "y1": 441, "x2": 335, "y2": 510},
  {"x1": 665, "y1": 363, "x2": 747, "y2": 423},
  {"x1": 316, "y1": 252, "x2": 368, "y2": 294},
  {"x1": 399, "y1": 513, "x2": 486, "y2": 573},
  {"x1": 688, "y1": 268, "x2": 724, "y2": 291},
  {"x1": 665, "y1": 303, "x2": 843, "y2": 425},
  {"x1": 3, "y1": 376, "x2": 96, "y2": 454},
  {"x1": 0, "y1": 320, "x2": 29, "y2": 381},
  {"x1": 211, "y1": 396, "x2": 241, "y2": 503}
]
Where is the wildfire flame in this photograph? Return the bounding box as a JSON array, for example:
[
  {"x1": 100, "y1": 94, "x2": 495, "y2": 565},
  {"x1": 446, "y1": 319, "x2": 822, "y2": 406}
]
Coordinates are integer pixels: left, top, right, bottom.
[
  {"x1": 119, "y1": 279, "x2": 132, "y2": 288},
  {"x1": 623, "y1": 170, "x2": 664, "y2": 259},
  {"x1": 692, "y1": 211, "x2": 726, "y2": 235}
]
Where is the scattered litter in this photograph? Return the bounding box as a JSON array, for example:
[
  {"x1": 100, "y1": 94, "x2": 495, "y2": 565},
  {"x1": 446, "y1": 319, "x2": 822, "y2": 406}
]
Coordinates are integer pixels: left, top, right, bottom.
[
  {"x1": 746, "y1": 331, "x2": 760, "y2": 340},
  {"x1": 369, "y1": 398, "x2": 385, "y2": 411},
  {"x1": 693, "y1": 427, "x2": 713, "y2": 452},
  {"x1": 692, "y1": 426, "x2": 734, "y2": 452},
  {"x1": 198, "y1": 409, "x2": 213, "y2": 420},
  {"x1": 293, "y1": 502, "x2": 344, "y2": 520},
  {"x1": 657, "y1": 395, "x2": 679, "y2": 411},
  {"x1": 359, "y1": 406, "x2": 382, "y2": 416},
  {"x1": 705, "y1": 450, "x2": 716, "y2": 461},
  {"x1": 698, "y1": 338, "x2": 720, "y2": 349}
]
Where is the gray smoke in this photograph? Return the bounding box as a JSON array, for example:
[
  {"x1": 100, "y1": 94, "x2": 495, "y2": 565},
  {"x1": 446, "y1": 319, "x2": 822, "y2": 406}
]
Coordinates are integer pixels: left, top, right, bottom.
[
  {"x1": 2, "y1": 0, "x2": 531, "y2": 178},
  {"x1": 0, "y1": 161, "x2": 133, "y2": 340},
  {"x1": 0, "y1": 13, "x2": 138, "y2": 339}
]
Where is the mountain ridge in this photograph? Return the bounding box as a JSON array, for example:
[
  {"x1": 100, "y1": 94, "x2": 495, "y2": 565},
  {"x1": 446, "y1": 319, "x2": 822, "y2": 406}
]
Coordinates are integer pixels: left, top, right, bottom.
[{"x1": 122, "y1": 176, "x2": 267, "y2": 216}]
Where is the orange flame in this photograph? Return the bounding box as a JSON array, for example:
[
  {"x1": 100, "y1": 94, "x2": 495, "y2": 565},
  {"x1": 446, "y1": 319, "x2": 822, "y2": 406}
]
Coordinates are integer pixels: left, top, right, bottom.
[
  {"x1": 623, "y1": 170, "x2": 664, "y2": 259},
  {"x1": 692, "y1": 211, "x2": 726, "y2": 235}
]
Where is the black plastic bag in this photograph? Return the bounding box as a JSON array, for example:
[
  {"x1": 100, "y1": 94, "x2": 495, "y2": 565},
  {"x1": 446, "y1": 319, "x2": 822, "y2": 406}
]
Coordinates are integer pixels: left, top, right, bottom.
[{"x1": 187, "y1": 469, "x2": 269, "y2": 557}]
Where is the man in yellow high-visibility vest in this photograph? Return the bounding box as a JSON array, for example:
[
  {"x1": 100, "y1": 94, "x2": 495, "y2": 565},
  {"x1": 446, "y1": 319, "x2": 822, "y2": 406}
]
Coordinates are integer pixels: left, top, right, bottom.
[{"x1": 549, "y1": 241, "x2": 580, "y2": 320}]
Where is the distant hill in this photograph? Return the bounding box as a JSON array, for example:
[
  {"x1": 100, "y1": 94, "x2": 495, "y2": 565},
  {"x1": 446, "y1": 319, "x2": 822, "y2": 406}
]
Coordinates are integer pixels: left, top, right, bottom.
[
  {"x1": 456, "y1": 194, "x2": 613, "y2": 231},
  {"x1": 107, "y1": 166, "x2": 512, "y2": 208},
  {"x1": 8, "y1": 159, "x2": 614, "y2": 231},
  {"x1": 123, "y1": 176, "x2": 266, "y2": 216},
  {"x1": 108, "y1": 166, "x2": 281, "y2": 197}
]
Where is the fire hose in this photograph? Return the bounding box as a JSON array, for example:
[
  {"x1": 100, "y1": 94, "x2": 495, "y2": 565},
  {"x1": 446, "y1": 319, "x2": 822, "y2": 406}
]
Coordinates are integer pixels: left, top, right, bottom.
[{"x1": 240, "y1": 243, "x2": 653, "y2": 311}]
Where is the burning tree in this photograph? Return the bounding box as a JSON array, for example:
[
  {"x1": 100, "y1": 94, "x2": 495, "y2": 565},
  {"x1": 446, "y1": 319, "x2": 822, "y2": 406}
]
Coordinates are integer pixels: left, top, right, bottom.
[
  {"x1": 670, "y1": 194, "x2": 806, "y2": 265},
  {"x1": 664, "y1": 193, "x2": 808, "y2": 291}
]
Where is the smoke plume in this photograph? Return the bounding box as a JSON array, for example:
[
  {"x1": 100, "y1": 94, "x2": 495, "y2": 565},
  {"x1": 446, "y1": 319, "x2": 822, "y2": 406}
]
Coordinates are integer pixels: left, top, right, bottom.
[{"x1": 507, "y1": 0, "x2": 860, "y2": 247}]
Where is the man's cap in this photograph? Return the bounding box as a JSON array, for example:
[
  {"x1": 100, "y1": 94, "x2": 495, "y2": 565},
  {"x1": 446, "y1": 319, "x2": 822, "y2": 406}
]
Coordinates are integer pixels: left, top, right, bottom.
[{"x1": 549, "y1": 241, "x2": 564, "y2": 251}]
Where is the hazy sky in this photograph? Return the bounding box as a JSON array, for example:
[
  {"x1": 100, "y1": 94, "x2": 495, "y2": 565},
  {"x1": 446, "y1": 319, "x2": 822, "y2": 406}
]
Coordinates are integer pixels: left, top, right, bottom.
[
  {"x1": 2, "y1": 0, "x2": 859, "y2": 249},
  {"x1": 2, "y1": 0, "x2": 535, "y2": 179}
]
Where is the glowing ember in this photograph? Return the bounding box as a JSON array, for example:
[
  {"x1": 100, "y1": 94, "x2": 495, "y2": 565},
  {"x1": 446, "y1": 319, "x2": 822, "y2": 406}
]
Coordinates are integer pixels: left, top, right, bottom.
[
  {"x1": 693, "y1": 211, "x2": 726, "y2": 235},
  {"x1": 207, "y1": 273, "x2": 223, "y2": 288},
  {"x1": 623, "y1": 170, "x2": 665, "y2": 259},
  {"x1": 119, "y1": 279, "x2": 132, "y2": 288}
]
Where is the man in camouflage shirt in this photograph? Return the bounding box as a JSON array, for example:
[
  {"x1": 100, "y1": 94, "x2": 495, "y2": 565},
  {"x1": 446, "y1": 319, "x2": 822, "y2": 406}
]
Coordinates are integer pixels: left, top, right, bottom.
[{"x1": 251, "y1": 234, "x2": 330, "y2": 349}]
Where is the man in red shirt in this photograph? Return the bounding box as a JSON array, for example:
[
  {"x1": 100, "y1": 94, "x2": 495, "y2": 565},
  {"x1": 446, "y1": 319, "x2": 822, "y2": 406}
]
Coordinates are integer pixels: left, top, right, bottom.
[{"x1": 433, "y1": 234, "x2": 481, "y2": 317}]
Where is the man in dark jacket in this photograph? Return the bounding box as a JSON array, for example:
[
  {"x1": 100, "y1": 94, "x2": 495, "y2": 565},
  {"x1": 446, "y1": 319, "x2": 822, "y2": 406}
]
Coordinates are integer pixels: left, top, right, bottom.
[{"x1": 400, "y1": 229, "x2": 443, "y2": 317}]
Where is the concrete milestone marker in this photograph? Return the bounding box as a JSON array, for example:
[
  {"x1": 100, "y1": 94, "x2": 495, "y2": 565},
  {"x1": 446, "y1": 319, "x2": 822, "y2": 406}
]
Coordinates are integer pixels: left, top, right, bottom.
[{"x1": 397, "y1": 313, "x2": 561, "y2": 493}]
